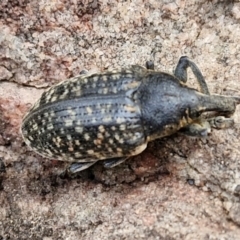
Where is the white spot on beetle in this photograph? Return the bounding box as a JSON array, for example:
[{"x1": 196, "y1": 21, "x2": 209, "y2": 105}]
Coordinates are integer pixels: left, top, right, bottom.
[
  {"x1": 47, "y1": 123, "x2": 54, "y2": 130},
  {"x1": 116, "y1": 117, "x2": 124, "y2": 124},
  {"x1": 59, "y1": 89, "x2": 69, "y2": 99},
  {"x1": 60, "y1": 128, "x2": 65, "y2": 134},
  {"x1": 101, "y1": 108, "x2": 107, "y2": 114},
  {"x1": 124, "y1": 104, "x2": 137, "y2": 113},
  {"x1": 75, "y1": 89, "x2": 82, "y2": 96},
  {"x1": 117, "y1": 148, "x2": 122, "y2": 153},
  {"x1": 118, "y1": 138, "x2": 124, "y2": 144},
  {"x1": 76, "y1": 120, "x2": 82, "y2": 125},
  {"x1": 74, "y1": 152, "x2": 82, "y2": 158},
  {"x1": 28, "y1": 136, "x2": 34, "y2": 141},
  {"x1": 91, "y1": 118, "x2": 97, "y2": 124},
  {"x1": 75, "y1": 126, "x2": 83, "y2": 133},
  {"x1": 64, "y1": 119, "x2": 73, "y2": 127},
  {"x1": 111, "y1": 73, "x2": 121, "y2": 80},
  {"x1": 56, "y1": 136, "x2": 61, "y2": 142},
  {"x1": 32, "y1": 123, "x2": 38, "y2": 131},
  {"x1": 106, "y1": 104, "x2": 111, "y2": 109},
  {"x1": 102, "y1": 88, "x2": 108, "y2": 94},
  {"x1": 119, "y1": 124, "x2": 126, "y2": 131},
  {"x1": 45, "y1": 149, "x2": 53, "y2": 156},
  {"x1": 112, "y1": 87, "x2": 118, "y2": 93},
  {"x1": 94, "y1": 139, "x2": 102, "y2": 145},
  {"x1": 50, "y1": 96, "x2": 57, "y2": 102},
  {"x1": 67, "y1": 135, "x2": 72, "y2": 140},
  {"x1": 71, "y1": 85, "x2": 78, "y2": 91},
  {"x1": 114, "y1": 134, "x2": 120, "y2": 141},
  {"x1": 87, "y1": 149, "x2": 94, "y2": 155},
  {"x1": 50, "y1": 111, "x2": 55, "y2": 117},
  {"x1": 93, "y1": 76, "x2": 99, "y2": 82},
  {"x1": 68, "y1": 147, "x2": 74, "y2": 152},
  {"x1": 125, "y1": 80, "x2": 139, "y2": 89},
  {"x1": 49, "y1": 89, "x2": 55, "y2": 96},
  {"x1": 98, "y1": 125, "x2": 105, "y2": 133},
  {"x1": 67, "y1": 108, "x2": 77, "y2": 118},
  {"x1": 84, "y1": 133, "x2": 90, "y2": 141},
  {"x1": 97, "y1": 133, "x2": 104, "y2": 139},
  {"x1": 86, "y1": 107, "x2": 93, "y2": 114},
  {"x1": 82, "y1": 78, "x2": 88, "y2": 83},
  {"x1": 104, "y1": 131, "x2": 110, "y2": 138},
  {"x1": 53, "y1": 137, "x2": 61, "y2": 148},
  {"x1": 102, "y1": 75, "x2": 108, "y2": 81},
  {"x1": 102, "y1": 116, "x2": 112, "y2": 123}
]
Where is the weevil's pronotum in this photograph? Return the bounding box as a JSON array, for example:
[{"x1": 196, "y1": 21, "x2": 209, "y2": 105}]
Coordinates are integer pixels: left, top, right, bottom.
[{"x1": 21, "y1": 56, "x2": 240, "y2": 173}]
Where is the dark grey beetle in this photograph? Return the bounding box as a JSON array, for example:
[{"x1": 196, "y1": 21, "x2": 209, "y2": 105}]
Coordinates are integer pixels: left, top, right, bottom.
[{"x1": 21, "y1": 56, "x2": 240, "y2": 173}]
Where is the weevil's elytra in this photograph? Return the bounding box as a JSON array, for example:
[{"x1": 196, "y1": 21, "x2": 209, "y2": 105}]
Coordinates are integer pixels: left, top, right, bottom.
[
  {"x1": 22, "y1": 66, "x2": 146, "y2": 164},
  {"x1": 21, "y1": 56, "x2": 240, "y2": 173}
]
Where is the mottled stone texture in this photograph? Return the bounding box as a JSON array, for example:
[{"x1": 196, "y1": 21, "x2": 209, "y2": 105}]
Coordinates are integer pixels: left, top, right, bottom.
[{"x1": 1, "y1": 0, "x2": 240, "y2": 239}]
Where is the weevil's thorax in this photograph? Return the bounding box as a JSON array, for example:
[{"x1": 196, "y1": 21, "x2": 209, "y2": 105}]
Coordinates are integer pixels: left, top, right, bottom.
[{"x1": 138, "y1": 72, "x2": 200, "y2": 141}]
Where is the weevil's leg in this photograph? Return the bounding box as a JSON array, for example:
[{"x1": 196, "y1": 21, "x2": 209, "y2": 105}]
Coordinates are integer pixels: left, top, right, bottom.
[
  {"x1": 208, "y1": 116, "x2": 234, "y2": 129},
  {"x1": 181, "y1": 116, "x2": 235, "y2": 137},
  {"x1": 174, "y1": 56, "x2": 210, "y2": 95},
  {"x1": 179, "y1": 119, "x2": 211, "y2": 137},
  {"x1": 68, "y1": 161, "x2": 97, "y2": 174},
  {"x1": 103, "y1": 157, "x2": 129, "y2": 168},
  {"x1": 146, "y1": 60, "x2": 155, "y2": 70}
]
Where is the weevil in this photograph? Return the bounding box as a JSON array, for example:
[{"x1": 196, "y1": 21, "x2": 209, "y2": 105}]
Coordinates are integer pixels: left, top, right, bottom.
[{"x1": 21, "y1": 56, "x2": 240, "y2": 173}]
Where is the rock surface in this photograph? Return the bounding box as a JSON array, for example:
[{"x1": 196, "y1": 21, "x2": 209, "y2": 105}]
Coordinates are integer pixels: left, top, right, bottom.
[{"x1": 1, "y1": 0, "x2": 240, "y2": 239}]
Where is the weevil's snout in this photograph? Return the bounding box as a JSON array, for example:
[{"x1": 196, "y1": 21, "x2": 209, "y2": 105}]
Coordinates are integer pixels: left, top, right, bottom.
[{"x1": 194, "y1": 93, "x2": 240, "y2": 118}]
